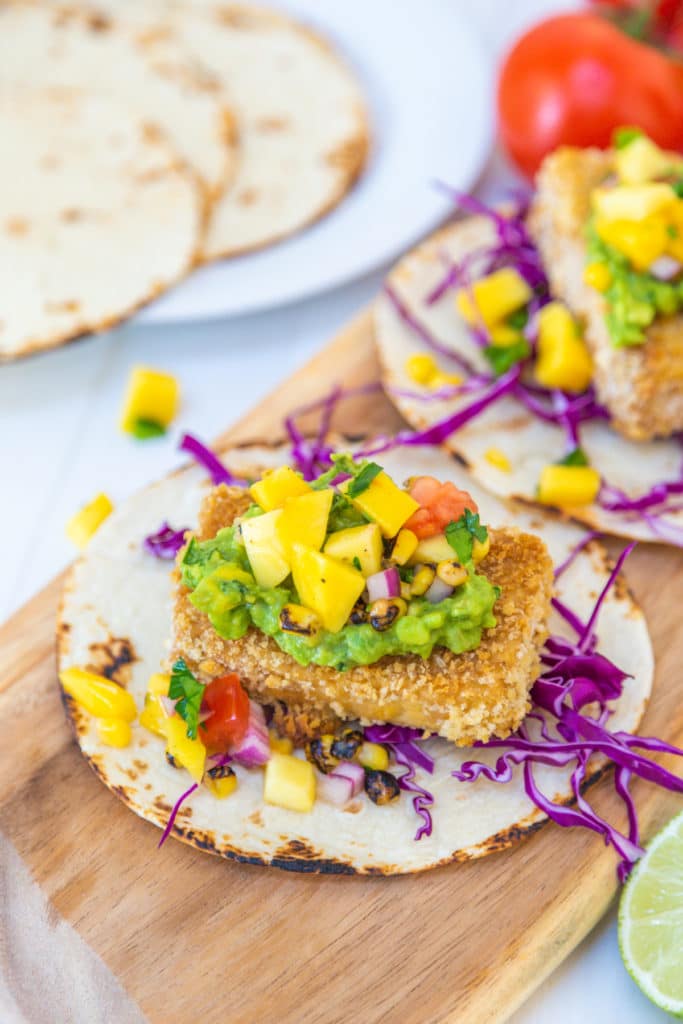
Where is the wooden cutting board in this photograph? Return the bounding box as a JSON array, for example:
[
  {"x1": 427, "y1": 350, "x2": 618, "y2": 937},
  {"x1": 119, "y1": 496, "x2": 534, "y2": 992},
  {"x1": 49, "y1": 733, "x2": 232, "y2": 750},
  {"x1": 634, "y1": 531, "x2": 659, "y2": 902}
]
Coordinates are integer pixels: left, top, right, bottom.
[{"x1": 1, "y1": 311, "x2": 682, "y2": 1024}]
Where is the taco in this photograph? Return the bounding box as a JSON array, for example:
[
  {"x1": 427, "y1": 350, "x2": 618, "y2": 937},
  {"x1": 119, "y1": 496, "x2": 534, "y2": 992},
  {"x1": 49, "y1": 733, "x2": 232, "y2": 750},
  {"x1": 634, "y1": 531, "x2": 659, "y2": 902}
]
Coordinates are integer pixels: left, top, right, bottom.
[
  {"x1": 57, "y1": 442, "x2": 660, "y2": 876},
  {"x1": 374, "y1": 133, "x2": 683, "y2": 545}
]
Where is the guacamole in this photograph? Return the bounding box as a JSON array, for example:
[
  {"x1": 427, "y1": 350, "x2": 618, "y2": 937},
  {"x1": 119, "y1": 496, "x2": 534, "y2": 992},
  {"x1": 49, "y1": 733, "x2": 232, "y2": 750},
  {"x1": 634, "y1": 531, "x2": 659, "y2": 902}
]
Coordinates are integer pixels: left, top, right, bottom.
[
  {"x1": 180, "y1": 525, "x2": 499, "y2": 672},
  {"x1": 587, "y1": 221, "x2": 683, "y2": 347}
]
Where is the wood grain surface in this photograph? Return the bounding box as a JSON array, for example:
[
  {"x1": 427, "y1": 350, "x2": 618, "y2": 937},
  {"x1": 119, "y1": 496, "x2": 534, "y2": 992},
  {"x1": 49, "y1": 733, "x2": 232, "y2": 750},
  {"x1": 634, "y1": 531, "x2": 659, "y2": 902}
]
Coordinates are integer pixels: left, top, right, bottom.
[{"x1": 0, "y1": 311, "x2": 681, "y2": 1024}]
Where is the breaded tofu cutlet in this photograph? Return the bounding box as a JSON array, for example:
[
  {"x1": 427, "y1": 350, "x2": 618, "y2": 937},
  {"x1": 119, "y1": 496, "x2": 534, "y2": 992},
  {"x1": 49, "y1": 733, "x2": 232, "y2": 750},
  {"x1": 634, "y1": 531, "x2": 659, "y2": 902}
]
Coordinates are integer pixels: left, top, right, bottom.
[
  {"x1": 529, "y1": 146, "x2": 683, "y2": 441},
  {"x1": 172, "y1": 485, "x2": 554, "y2": 747}
]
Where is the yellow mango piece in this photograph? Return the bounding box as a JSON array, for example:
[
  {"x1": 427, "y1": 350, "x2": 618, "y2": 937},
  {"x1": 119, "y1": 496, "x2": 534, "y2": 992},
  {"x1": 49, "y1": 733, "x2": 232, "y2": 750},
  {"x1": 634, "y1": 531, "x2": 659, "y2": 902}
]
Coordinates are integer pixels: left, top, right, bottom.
[
  {"x1": 290, "y1": 544, "x2": 365, "y2": 633},
  {"x1": 341, "y1": 472, "x2": 419, "y2": 538},
  {"x1": 489, "y1": 324, "x2": 523, "y2": 347},
  {"x1": 615, "y1": 135, "x2": 678, "y2": 184},
  {"x1": 538, "y1": 465, "x2": 601, "y2": 507},
  {"x1": 59, "y1": 667, "x2": 137, "y2": 722},
  {"x1": 147, "y1": 673, "x2": 170, "y2": 697},
  {"x1": 534, "y1": 302, "x2": 593, "y2": 393},
  {"x1": 249, "y1": 465, "x2": 311, "y2": 511},
  {"x1": 388, "y1": 528, "x2": 419, "y2": 565},
  {"x1": 205, "y1": 773, "x2": 237, "y2": 799},
  {"x1": 65, "y1": 493, "x2": 113, "y2": 549},
  {"x1": 485, "y1": 447, "x2": 511, "y2": 472},
  {"x1": 323, "y1": 522, "x2": 383, "y2": 576},
  {"x1": 592, "y1": 183, "x2": 675, "y2": 222},
  {"x1": 269, "y1": 730, "x2": 294, "y2": 755},
  {"x1": 276, "y1": 489, "x2": 333, "y2": 553},
  {"x1": 96, "y1": 717, "x2": 132, "y2": 748},
  {"x1": 119, "y1": 365, "x2": 179, "y2": 434},
  {"x1": 405, "y1": 353, "x2": 438, "y2": 385},
  {"x1": 408, "y1": 533, "x2": 454, "y2": 566},
  {"x1": 241, "y1": 509, "x2": 290, "y2": 588},
  {"x1": 264, "y1": 753, "x2": 316, "y2": 812},
  {"x1": 165, "y1": 715, "x2": 206, "y2": 783},
  {"x1": 583, "y1": 261, "x2": 612, "y2": 293},
  {"x1": 139, "y1": 695, "x2": 167, "y2": 738},
  {"x1": 595, "y1": 216, "x2": 670, "y2": 272},
  {"x1": 455, "y1": 268, "x2": 532, "y2": 329}
]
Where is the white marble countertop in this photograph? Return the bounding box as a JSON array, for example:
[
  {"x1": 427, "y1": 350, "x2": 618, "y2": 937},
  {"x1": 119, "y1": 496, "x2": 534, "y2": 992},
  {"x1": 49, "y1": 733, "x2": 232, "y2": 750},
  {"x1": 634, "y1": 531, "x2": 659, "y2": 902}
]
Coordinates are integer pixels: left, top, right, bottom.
[{"x1": 0, "y1": 0, "x2": 673, "y2": 1020}]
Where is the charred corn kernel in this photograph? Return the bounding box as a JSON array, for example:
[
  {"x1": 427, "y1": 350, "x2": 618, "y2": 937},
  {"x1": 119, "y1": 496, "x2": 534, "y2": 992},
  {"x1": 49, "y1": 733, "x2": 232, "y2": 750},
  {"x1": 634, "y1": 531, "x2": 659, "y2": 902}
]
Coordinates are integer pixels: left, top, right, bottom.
[
  {"x1": 484, "y1": 447, "x2": 511, "y2": 473},
  {"x1": 147, "y1": 673, "x2": 170, "y2": 697},
  {"x1": 410, "y1": 565, "x2": 435, "y2": 596},
  {"x1": 357, "y1": 741, "x2": 389, "y2": 771},
  {"x1": 368, "y1": 597, "x2": 407, "y2": 631},
  {"x1": 269, "y1": 730, "x2": 293, "y2": 755},
  {"x1": 205, "y1": 772, "x2": 238, "y2": 799},
  {"x1": 436, "y1": 559, "x2": 468, "y2": 587},
  {"x1": 455, "y1": 268, "x2": 533, "y2": 329},
  {"x1": 165, "y1": 715, "x2": 206, "y2": 783},
  {"x1": 59, "y1": 667, "x2": 136, "y2": 722},
  {"x1": 119, "y1": 365, "x2": 179, "y2": 435},
  {"x1": 389, "y1": 528, "x2": 419, "y2": 566},
  {"x1": 489, "y1": 324, "x2": 523, "y2": 347},
  {"x1": 430, "y1": 371, "x2": 462, "y2": 389},
  {"x1": 305, "y1": 735, "x2": 339, "y2": 774},
  {"x1": 592, "y1": 183, "x2": 675, "y2": 222},
  {"x1": 472, "y1": 535, "x2": 491, "y2": 564},
  {"x1": 264, "y1": 752, "x2": 316, "y2": 812},
  {"x1": 279, "y1": 603, "x2": 321, "y2": 642},
  {"x1": 595, "y1": 216, "x2": 669, "y2": 272},
  {"x1": 400, "y1": 581, "x2": 412, "y2": 601},
  {"x1": 405, "y1": 352, "x2": 438, "y2": 385},
  {"x1": 249, "y1": 465, "x2": 311, "y2": 511},
  {"x1": 538, "y1": 465, "x2": 601, "y2": 507},
  {"x1": 139, "y1": 695, "x2": 167, "y2": 737},
  {"x1": 65, "y1": 493, "x2": 113, "y2": 549},
  {"x1": 534, "y1": 302, "x2": 593, "y2": 393},
  {"x1": 583, "y1": 261, "x2": 612, "y2": 293},
  {"x1": 96, "y1": 717, "x2": 131, "y2": 748}
]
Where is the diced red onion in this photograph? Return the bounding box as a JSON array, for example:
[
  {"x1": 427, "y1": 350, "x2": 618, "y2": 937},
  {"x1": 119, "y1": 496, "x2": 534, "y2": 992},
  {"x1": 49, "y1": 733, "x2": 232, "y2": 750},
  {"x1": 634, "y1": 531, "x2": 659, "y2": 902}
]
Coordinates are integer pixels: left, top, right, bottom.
[
  {"x1": 330, "y1": 760, "x2": 365, "y2": 796},
  {"x1": 231, "y1": 701, "x2": 270, "y2": 767},
  {"x1": 159, "y1": 695, "x2": 178, "y2": 718},
  {"x1": 424, "y1": 576, "x2": 454, "y2": 604},
  {"x1": 317, "y1": 771, "x2": 354, "y2": 806},
  {"x1": 366, "y1": 567, "x2": 401, "y2": 602},
  {"x1": 649, "y1": 255, "x2": 681, "y2": 280}
]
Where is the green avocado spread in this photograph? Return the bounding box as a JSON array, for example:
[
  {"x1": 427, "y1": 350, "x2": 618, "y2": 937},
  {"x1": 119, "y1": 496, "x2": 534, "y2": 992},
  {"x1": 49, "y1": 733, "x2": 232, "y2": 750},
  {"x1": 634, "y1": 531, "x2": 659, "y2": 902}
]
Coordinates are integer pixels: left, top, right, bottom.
[
  {"x1": 587, "y1": 220, "x2": 683, "y2": 347},
  {"x1": 180, "y1": 523, "x2": 499, "y2": 672}
]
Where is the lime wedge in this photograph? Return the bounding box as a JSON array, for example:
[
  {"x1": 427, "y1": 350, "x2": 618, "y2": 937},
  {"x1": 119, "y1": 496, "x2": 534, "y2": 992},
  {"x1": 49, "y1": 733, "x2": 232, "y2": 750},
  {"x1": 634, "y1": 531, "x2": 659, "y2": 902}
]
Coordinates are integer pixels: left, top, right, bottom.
[{"x1": 619, "y1": 810, "x2": 683, "y2": 1017}]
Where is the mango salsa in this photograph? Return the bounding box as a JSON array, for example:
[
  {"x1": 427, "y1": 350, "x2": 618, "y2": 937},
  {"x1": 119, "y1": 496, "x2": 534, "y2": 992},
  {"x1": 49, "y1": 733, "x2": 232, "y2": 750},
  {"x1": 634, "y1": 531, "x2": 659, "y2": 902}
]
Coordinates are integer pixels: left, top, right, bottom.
[
  {"x1": 538, "y1": 465, "x2": 601, "y2": 507},
  {"x1": 139, "y1": 694, "x2": 167, "y2": 737},
  {"x1": 277, "y1": 489, "x2": 333, "y2": 553},
  {"x1": 65, "y1": 492, "x2": 113, "y2": 549},
  {"x1": 455, "y1": 268, "x2": 532, "y2": 329},
  {"x1": 96, "y1": 717, "x2": 132, "y2": 748},
  {"x1": 534, "y1": 302, "x2": 593, "y2": 394},
  {"x1": 241, "y1": 509, "x2": 290, "y2": 588},
  {"x1": 323, "y1": 523, "x2": 383, "y2": 577},
  {"x1": 290, "y1": 544, "x2": 365, "y2": 633},
  {"x1": 59, "y1": 667, "x2": 137, "y2": 722},
  {"x1": 615, "y1": 135, "x2": 677, "y2": 185},
  {"x1": 165, "y1": 714, "x2": 207, "y2": 783},
  {"x1": 387, "y1": 528, "x2": 419, "y2": 565},
  {"x1": 264, "y1": 752, "x2": 316, "y2": 812},
  {"x1": 249, "y1": 465, "x2": 311, "y2": 511},
  {"x1": 595, "y1": 216, "x2": 669, "y2": 272},
  {"x1": 341, "y1": 472, "x2": 419, "y2": 538},
  {"x1": 592, "y1": 183, "x2": 675, "y2": 222},
  {"x1": 119, "y1": 365, "x2": 179, "y2": 436}
]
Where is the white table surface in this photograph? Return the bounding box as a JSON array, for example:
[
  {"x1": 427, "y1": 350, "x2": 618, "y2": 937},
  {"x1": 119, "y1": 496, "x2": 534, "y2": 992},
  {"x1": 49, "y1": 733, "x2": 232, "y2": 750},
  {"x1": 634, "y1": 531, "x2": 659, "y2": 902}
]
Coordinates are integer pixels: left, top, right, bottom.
[{"x1": 0, "y1": 0, "x2": 674, "y2": 1020}]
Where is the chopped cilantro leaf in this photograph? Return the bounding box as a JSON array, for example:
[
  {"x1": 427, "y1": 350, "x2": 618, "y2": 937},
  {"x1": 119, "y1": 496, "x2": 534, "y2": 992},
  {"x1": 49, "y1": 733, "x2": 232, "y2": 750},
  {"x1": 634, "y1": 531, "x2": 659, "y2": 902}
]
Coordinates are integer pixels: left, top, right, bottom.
[
  {"x1": 445, "y1": 509, "x2": 488, "y2": 563},
  {"x1": 558, "y1": 447, "x2": 589, "y2": 467},
  {"x1": 483, "y1": 338, "x2": 530, "y2": 376},
  {"x1": 398, "y1": 565, "x2": 415, "y2": 583},
  {"x1": 506, "y1": 308, "x2": 529, "y2": 330},
  {"x1": 352, "y1": 556, "x2": 362, "y2": 572},
  {"x1": 613, "y1": 126, "x2": 642, "y2": 150},
  {"x1": 347, "y1": 462, "x2": 382, "y2": 498},
  {"x1": 667, "y1": 222, "x2": 680, "y2": 237},
  {"x1": 131, "y1": 418, "x2": 166, "y2": 440},
  {"x1": 672, "y1": 180, "x2": 683, "y2": 199},
  {"x1": 168, "y1": 659, "x2": 205, "y2": 740}
]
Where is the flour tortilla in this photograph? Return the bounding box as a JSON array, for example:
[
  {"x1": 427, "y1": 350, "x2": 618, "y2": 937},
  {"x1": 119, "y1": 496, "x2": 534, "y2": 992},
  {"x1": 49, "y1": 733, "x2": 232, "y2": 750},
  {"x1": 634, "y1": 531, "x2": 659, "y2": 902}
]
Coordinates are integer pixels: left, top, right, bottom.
[
  {"x1": 0, "y1": 87, "x2": 202, "y2": 358},
  {"x1": 0, "y1": 2, "x2": 234, "y2": 201},
  {"x1": 86, "y1": 0, "x2": 369, "y2": 259},
  {"x1": 374, "y1": 216, "x2": 683, "y2": 543},
  {"x1": 56, "y1": 442, "x2": 653, "y2": 874}
]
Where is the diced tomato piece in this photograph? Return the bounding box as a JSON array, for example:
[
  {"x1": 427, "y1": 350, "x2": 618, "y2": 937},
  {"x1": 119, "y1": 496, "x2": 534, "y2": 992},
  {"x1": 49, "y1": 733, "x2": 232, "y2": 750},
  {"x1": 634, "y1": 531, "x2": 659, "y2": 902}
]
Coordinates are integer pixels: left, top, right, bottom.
[
  {"x1": 404, "y1": 476, "x2": 477, "y2": 539},
  {"x1": 199, "y1": 673, "x2": 250, "y2": 753}
]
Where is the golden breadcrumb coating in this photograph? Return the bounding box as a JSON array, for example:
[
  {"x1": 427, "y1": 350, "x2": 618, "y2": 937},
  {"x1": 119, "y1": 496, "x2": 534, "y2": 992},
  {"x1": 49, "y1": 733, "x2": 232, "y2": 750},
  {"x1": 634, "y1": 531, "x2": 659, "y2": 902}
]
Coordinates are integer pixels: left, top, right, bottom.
[
  {"x1": 172, "y1": 485, "x2": 554, "y2": 746},
  {"x1": 529, "y1": 146, "x2": 683, "y2": 441}
]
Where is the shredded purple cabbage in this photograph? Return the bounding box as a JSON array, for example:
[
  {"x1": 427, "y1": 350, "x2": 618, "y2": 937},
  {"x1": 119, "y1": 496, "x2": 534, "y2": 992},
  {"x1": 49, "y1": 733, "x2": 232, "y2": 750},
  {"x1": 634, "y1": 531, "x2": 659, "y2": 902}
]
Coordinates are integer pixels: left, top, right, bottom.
[
  {"x1": 364, "y1": 725, "x2": 435, "y2": 838},
  {"x1": 158, "y1": 781, "x2": 198, "y2": 848},
  {"x1": 553, "y1": 531, "x2": 601, "y2": 580},
  {"x1": 143, "y1": 521, "x2": 188, "y2": 560},
  {"x1": 179, "y1": 433, "x2": 247, "y2": 487}
]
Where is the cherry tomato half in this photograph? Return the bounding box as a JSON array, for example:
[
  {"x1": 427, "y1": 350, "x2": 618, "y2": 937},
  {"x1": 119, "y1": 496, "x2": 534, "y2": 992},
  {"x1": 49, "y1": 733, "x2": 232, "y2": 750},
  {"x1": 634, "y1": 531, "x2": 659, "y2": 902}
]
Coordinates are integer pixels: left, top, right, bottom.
[
  {"x1": 497, "y1": 12, "x2": 683, "y2": 178},
  {"x1": 199, "y1": 673, "x2": 249, "y2": 752},
  {"x1": 404, "y1": 476, "x2": 477, "y2": 539}
]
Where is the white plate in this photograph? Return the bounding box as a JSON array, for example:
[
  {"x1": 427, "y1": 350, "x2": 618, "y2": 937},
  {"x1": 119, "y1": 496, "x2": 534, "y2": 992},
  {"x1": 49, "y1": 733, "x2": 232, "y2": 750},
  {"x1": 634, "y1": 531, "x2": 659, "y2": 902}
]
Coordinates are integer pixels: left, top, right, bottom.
[{"x1": 138, "y1": 0, "x2": 492, "y2": 324}]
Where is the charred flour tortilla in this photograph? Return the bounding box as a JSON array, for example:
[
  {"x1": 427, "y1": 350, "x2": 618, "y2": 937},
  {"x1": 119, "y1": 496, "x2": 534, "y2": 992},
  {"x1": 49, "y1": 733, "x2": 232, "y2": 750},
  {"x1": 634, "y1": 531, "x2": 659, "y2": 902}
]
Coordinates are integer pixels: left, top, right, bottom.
[
  {"x1": 0, "y1": 87, "x2": 201, "y2": 359},
  {"x1": 374, "y1": 217, "x2": 683, "y2": 542},
  {"x1": 56, "y1": 444, "x2": 653, "y2": 874}
]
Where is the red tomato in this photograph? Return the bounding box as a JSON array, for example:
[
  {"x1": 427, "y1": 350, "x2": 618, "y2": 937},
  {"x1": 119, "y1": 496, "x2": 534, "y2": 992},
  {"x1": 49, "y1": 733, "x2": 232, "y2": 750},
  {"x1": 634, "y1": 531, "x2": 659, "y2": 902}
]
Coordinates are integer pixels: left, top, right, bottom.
[
  {"x1": 199, "y1": 673, "x2": 250, "y2": 752},
  {"x1": 404, "y1": 476, "x2": 477, "y2": 539},
  {"x1": 497, "y1": 13, "x2": 683, "y2": 178}
]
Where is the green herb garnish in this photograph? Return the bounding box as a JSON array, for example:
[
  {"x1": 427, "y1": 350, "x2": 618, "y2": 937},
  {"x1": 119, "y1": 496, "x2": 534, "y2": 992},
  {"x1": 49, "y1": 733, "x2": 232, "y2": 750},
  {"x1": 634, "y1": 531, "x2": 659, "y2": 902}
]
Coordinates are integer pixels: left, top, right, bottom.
[
  {"x1": 483, "y1": 338, "x2": 530, "y2": 376},
  {"x1": 613, "y1": 126, "x2": 643, "y2": 150},
  {"x1": 131, "y1": 418, "x2": 165, "y2": 440},
  {"x1": 672, "y1": 181, "x2": 683, "y2": 199},
  {"x1": 347, "y1": 462, "x2": 382, "y2": 498},
  {"x1": 558, "y1": 447, "x2": 589, "y2": 467},
  {"x1": 506, "y1": 308, "x2": 529, "y2": 330},
  {"x1": 445, "y1": 509, "x2": 488, "y2": 563},
  {"x1": 352, "y1": 556, "x2": 362, "y2": 572},
  {"x1": 168, "y1": 658, "x2": 205, "y2": 740}
]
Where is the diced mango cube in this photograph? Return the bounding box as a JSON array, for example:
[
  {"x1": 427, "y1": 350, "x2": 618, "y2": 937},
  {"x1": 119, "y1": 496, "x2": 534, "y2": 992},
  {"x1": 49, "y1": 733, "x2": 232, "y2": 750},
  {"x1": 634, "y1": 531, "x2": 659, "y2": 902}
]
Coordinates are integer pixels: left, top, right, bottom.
[
  {"x1": 241, "y1": 509, "x2": 290, "y2": 588},
  {"x1": 165, "y1": 715, "x2": 206, "y2": 783},
  {"x1": 323, "y1": 523, "x2": 383, "y2": 576},
  {"x1": 455, "y1": 268, "x2": 532, "y2": 329},
  {"x1": 269, "y1": 730, "x2": 294, "y2": 755},
  {"x1": 249, "y1": 466, "x2": 311, "y2": 511},
  {"x1": 341, "y1": 472, "x2": 419, "y2": 538},
  {"x1": 388, "y1": 528, "x2": 419, "y2": 565},
  {"x1": 59, "y1": 667, "x2": 137, "y2": 722},
  {"x1": 277, "y1": 489, "x2": 333, "y2": 553},
  {"x1": 205, "y1": 773, "x2": 237, "y2": 799},
  {"x1": 615, "y1": 135, "x2": 678, "y2": 184},
  {"x1": 583, "y1": 261, "x2": 612, "y2": 293},
  {"x1": 119, "y1": 365, "x2": 179, "y2": 435},
  {"x1": 66, "y1": 493, "x2": 113, "y2": 549},
  {"x1": 408, "y1": 533, "x2": 454, "y2": 566},
  {"x1": 139, "y1": 695, "x2": 167, "y2": 737},
  {"x1": 405, "y1": 353, "x2": 438, "y2": 385},
  {"x1": 489, "y1": 324, "x2": 523, "y2": 347},
  {"x1": 264, "y1": 752, "x2": 316, "y2": 812},
  {"x1": 290, "y1": 544, "x2": 365, "y2": 633},
  {"x1": 538, "y1": 465, "x2": 601, "y2": 507},
  {"x1": 595, "y1": 216, "x2": 669, "y2": 271},
  {"x1": 484, "y1": 448, "x2": 511, "y2": 472},
  {"x1": 96, "y1": 717, "x2": 132, "y2": 748},
  {"x1": 147, "y1": 673, "x2": 170, "y2": 697},
  {"x1": 592, "y1": 183, "x2": 675, "y2": 222},
  {"x1": 534, "y1": 302, "x2": 593, "y2": 393}
]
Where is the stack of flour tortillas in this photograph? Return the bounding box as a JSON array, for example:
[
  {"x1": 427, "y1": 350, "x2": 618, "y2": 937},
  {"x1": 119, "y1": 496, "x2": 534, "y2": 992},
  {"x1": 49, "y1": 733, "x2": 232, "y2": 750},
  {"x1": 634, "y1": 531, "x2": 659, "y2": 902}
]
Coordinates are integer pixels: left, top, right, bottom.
[{"x1": 0, "y1": 1, "x2": 369, "y2": 358}]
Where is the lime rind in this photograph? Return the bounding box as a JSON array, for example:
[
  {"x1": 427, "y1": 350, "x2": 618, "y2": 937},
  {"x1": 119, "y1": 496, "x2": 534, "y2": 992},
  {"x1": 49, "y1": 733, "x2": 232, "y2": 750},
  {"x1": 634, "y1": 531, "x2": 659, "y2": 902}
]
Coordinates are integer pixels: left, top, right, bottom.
[{"x1": 618, "y1": 810, "x2": 683, "y2": 1018}]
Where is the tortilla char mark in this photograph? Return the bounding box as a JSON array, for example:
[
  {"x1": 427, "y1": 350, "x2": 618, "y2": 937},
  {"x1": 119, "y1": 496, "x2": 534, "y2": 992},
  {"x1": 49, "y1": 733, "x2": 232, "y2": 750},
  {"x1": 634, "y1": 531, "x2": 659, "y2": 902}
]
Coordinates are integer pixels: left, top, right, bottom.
[{"x1": 86, "y1": 635, "x2": 138, "y2": 687}]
